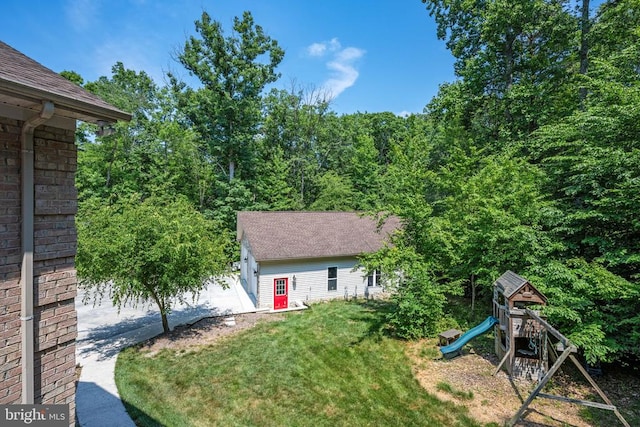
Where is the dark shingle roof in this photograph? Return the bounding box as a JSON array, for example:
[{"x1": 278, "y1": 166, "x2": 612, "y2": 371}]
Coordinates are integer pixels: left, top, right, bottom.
[
  {"x1": 237, "y1": 211, "x2": 401, "y2": 262},
  {"x1": 0, "y1": 41, "x2": 130, "y2": 123},
  {"x1": 494, "y1": 270, "x2": 547, "y2": 304},
  {"x1": 494, "y1": 271, "x2": 529, "y2": 299}
]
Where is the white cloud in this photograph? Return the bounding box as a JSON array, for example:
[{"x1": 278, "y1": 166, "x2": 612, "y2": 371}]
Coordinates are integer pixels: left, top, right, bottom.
[
  {"x1": 307, "y1": 38, "x2": 365, "y2": 99},
  {"x1": 396, "y1": 111, "x2": 412, "y2": 118},
  {"x1": 328, "y1": 38, "x2": 341, "y2": 51},
  {"x1": 65, "y1": 0, "x2": 98, "y2": 32},
  {"x1": 306, "y1": 37, "x2": 341, "y2": 57},
  {"x1": 323, "y1": 46, "x2": 365, "y2": 98},
  {"x1": 307, "y1": 43, "x2": 327, "y2": 57}
]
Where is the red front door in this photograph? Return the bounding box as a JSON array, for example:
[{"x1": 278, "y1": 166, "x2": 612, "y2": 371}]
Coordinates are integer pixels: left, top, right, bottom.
[{"x1": 274, "y1": 278, "x2": 288, "y2": 310}]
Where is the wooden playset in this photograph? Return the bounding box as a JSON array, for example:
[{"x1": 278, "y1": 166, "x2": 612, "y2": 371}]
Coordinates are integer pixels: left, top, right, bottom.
[
  {"x1": 492, "y1": 270, "x2": 548, "y2": 381},
  {"x1": 438, "y1": 270, "x2": 629, "y2": 426},
  {"x1": 491, "y1": 271, "x2": 630, "y2": 427}
]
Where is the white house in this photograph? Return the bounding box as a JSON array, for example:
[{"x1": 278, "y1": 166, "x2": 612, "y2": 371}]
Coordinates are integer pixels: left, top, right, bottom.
[{"x1": 237, "y1": 211, "x2": 401, "y2": 310}]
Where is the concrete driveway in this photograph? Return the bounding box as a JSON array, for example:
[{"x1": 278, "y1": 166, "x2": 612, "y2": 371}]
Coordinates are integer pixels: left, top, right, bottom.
[{"x1": 75, "y1": 275, "x2": 256, "y2": 427}]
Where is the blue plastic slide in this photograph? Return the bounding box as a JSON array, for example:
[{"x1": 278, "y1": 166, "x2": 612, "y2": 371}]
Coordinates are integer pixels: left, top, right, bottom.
[{"x1": 439, "y1": 316, "x2": 499, "y2": 356}]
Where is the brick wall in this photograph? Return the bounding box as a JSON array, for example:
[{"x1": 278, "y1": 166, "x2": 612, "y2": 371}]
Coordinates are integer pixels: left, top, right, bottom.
[
  {"x1": 0, "y1": 117, "x2": 22, "y2": 405},
  {"x1": 0, "y1": 117, "x2": 78, "y2": 425}
]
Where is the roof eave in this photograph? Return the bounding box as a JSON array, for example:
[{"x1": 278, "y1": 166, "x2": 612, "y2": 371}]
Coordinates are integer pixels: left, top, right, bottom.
[
  {"x1": 0, "y1": 80, "x2": 131, "y2": 123},
  {"x1": 256, "y1": 252, "x2": 365, "y2": 263}
]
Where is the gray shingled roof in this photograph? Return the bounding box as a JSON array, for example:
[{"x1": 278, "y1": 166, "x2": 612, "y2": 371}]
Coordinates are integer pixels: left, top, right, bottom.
[
  {"x1": 494, "y1": 270, "x2": 529, "y2": 299},
  {"x1": 237, "y1": 211, "x2": 402, "y2": 261},
  {"x1": 494, "y1": 270, "x2": 549, "y2": 303},
  {"x1": 0, "y1": 41, "x2": 130, "y2": 123}
]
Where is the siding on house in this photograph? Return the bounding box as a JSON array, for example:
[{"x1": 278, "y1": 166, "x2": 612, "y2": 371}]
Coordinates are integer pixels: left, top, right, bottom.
[
  {"x1": 257, "y1": 257, "x2": 383, "y2": 309},
  {"x1": 239, "y1": 238, "x2": 258, "y2": 304},
  {"x1": 0, "y1": 118, "x2": 78, "y2": 421}
]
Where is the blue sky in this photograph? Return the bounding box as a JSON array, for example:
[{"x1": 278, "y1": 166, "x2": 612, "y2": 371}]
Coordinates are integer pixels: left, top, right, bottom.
[{"x1": 2, "y1": 0, "x2": 456, "y2": 115}]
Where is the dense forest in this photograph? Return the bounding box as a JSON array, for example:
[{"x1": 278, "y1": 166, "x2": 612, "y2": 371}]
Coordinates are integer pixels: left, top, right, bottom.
[{"x1": 72, "y1": 1, "x2": 639, "y2": 364}]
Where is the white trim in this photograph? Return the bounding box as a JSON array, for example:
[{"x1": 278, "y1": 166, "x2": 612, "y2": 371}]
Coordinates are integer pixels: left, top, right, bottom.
[{"x1": 0, "y1": 103, "x2": 75, "y2": 130}]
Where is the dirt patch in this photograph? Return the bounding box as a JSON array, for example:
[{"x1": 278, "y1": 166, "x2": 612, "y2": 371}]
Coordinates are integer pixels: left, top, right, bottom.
[
  {"x1": 406, "y1": 339, "x2": 639, "y2": 426},
  {"x1": 138, "y1": 311, "x2": 283, "y2": 355}
]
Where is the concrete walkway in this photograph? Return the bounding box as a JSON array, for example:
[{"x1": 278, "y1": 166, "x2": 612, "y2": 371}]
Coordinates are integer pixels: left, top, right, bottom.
[{"x1": 75, "y1": 275, "x2": 256, "y2": 427}]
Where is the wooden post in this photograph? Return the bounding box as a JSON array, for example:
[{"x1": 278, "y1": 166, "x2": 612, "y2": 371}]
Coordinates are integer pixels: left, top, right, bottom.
[
  {"x1": 507, "y1": 310, "x2": 630, "y2": 427},
  {"x1": 537, "y1": 393, "x2": 616, "y2": 410},
  {"x1": 492, "y1": 351, "x2": 510, "y2": 377},
  {"x1": 568, "y1": 355, "x2": 630, "y2": 427},
  {"x1": 507, "y1": 345, "x2": 575, "y2": 426}
]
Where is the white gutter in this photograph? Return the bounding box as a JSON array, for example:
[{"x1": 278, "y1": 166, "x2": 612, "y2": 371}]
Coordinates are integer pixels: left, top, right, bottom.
[
  {"x1": 20, "y1": 100, "x2": 54, "y2": 404},
  {"x1": 0, "y1": 80, "x2": 130, "y2": 123}
]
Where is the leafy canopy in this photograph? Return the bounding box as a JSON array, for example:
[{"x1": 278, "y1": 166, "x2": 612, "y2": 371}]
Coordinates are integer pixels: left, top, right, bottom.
[{"x1": 76, "y1": 196, "x2": 228, "y2": 333}]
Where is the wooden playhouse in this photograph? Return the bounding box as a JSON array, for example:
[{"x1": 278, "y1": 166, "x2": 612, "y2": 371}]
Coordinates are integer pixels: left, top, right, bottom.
[
  {"x1": 491, "y1": 271, "x2": 630, "y2": 426},
  {"x1": 493, "y1": 270, "x2": 548, "y2": 380}
]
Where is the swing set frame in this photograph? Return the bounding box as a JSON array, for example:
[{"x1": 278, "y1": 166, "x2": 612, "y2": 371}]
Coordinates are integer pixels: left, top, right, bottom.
[{"x1": 505, "y1": 309, "x2": 630, "y2": 427}]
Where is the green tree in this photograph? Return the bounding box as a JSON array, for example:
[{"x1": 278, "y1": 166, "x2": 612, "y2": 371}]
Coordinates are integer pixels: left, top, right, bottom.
[
  {"x1": 360, "y1": 234, "x2": 451, "y2": 340},
  {"x1": 310, "y1": 171, "x2": 357, "y2": 211},
  {"x1": 346, "y1": 133, "x2": 381, "y2": 210},
  {"x1": 253, "y1": 144, "x2": 301, "y2": 211},
  {"x1": 380, "y1": 114, "x2": 558, "y2": 310},
  {"x1": 172, "y1": 10, "x2": 284, "y2": 182},
  {"x1": 78, "y1": 63, "x2": 216, "y2": 207},
  {"x1": 527, "y1": 259, "x2": 640, "y2": 364},
  {"x1": 262, "y1": 85, "x2": 333, "y2": 206},
  {"x1": 60, "y1": 70, "x2": 84, "y2": 86},
  {"x1": 77, "y1": 63, "x2": 159, "y2": 202},
  {"x1": 77, "y1": 196, "x2": 228, "y2": 333},
  {"x1": 531, "y1": 1, "x2": 640, "y2": 279},
  {"x1": 423, "y1": 0, "x2": 576, "y2": 145}
]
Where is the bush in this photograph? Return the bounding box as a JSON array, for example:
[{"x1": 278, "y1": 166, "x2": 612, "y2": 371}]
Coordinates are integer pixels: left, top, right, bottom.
[{"x1": 386, "y1": 272, "x2": 447, "y2": 340}]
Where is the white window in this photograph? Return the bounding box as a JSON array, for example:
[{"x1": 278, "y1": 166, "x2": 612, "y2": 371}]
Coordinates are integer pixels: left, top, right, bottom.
[
  {"x1": 328, "y1": 267, "x2": 337, "y2": 291},
  {"x1": 367, "y1": 269, "x2": 381, "y2": 287}
]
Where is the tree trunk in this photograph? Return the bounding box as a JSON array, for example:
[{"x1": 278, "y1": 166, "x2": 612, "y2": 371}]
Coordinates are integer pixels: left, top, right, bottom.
[
  {"x1": 300, "y1": 168, "x2": 305, "y2": 205},
  {"x1": 150, "y1": 289, "x2": 170, "y2": 333},
  {"x1": 105, "y1": 140, "x2": 119, "y2": 188},
  {"x1": 471, "y1": 273, "x2": 476, "y2": 313},
  {"x1": 199, "y1": 182, "x2": 205, "y2": 210},
  {"x1": 229, "y1": 160, "x2": 235, "y2": 181},
  {"x1": 579, "y1": 0, "x2": 591, "y2": 106},
  {"x1": 504, "y1": 31, "x2": 515, "y2": 126},
  {"x1": 160, "y1": 312, "x2": 170, "y2": 334}
]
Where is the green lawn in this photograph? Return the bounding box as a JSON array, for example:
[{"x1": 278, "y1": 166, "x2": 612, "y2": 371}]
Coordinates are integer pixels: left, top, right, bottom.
[{"x1": 115, "y1": 300, "x2": 486, "y2": 426}]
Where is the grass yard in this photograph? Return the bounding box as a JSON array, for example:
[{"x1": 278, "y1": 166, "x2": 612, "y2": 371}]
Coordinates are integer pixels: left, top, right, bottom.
[{"x1": 115, "y1": 300, "x2": 487, "y2": 426}]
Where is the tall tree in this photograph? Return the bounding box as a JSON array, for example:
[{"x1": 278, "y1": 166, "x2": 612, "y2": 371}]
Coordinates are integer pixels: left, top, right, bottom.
[
  {"x1": 77, "y1": 63, "x2": 215, "y2": 208},
  {"x1": 423, "y1": 0, "x2": 576, "y2": 145},
  {"x1": 309, "y1": 171, "x2": 357, "y2": 211},
  {"x1": 172, "y1": 11, "x2": 284, "y2": 182},
  {"x1": 532, "y1": 0, "x2": 640, "y2": 280},
  {"x1": 262, "y1": 85, "x2": 332, "y2": 206},
  {"x1": 578, "y1": 0, "x2": 591, "y2": 104},
  {"x1": 527, "y1": 259, "x2": 640, "y2": 364}
]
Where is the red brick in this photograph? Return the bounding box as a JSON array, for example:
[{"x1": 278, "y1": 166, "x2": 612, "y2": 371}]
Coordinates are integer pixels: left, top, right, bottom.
[
  {"x1": 54, "y1": 302, "x2": 75, "y2": 316},
  {"x1": 56, "y1": 331, "x2": 77, "y2": 344},
  {"x1": 2, "y1": 295, "x2": 19, "y2": 306},
  {"x1": 0, "y1": 279, "x2": 20, "y2": 290},
  {"x1": 5, "y1": 286, "x2": 21, "y2": 297}
]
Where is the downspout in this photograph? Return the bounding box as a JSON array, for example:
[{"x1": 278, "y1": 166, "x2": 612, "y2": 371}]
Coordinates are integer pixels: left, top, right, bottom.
[{"x1": 21, "y1": 100, "x2": 55, "y2": 404}]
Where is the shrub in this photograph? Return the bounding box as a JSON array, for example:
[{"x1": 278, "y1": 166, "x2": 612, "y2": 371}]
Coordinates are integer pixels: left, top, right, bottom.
[{"x1": 386, "y1": 271, "x2": 447, "y2": 340}]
